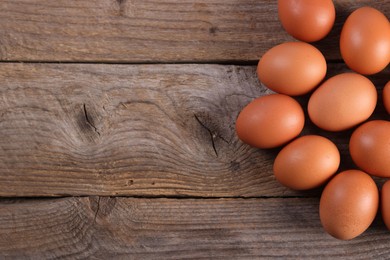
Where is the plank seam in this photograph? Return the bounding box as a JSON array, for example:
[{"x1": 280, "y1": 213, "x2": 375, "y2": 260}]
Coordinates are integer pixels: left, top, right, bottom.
[
  {"x1": 0, "y1": 60, "x2": 345, "y2": 65},
  {"x1": 0, "y1": 195, "x2": 320, "y2": 200}
]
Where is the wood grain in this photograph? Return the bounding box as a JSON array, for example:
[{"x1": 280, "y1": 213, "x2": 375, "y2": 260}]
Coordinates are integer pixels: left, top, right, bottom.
[
  {"x1": 0, "y1": 0, "x2": 388, "y2": 62},
  {"x1": 0, "y1": 63, "x2": 277, "y2": 197},
  {"x1": 0, "y1": 63, "x2": 388, "y2": 197},
  {"x1": 1, "y1": 1, "x2": 388, "y2": 257},
  {"x1": 0, "y1": 197, "x2": 389, "y2": 259}
]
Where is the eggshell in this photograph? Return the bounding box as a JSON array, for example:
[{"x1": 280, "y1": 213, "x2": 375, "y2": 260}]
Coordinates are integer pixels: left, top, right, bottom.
[
  {"x1": 382, "y1": 81, "x2": 390, "y2": 114},
  {"x1": 340, "y1": 7, "x2": 390, "y2": 75},
  {"x1": 308, "y1": 73, "x2": 377, "y2": 131},
  {"x1": 273, "y1": 135, "x2": 340, "y2": 190},
  {"x1": 257, "y1": 42, "x2": 327, "y2": 96},
  {"x1": 278, "y1": 0, "x2": 335, "y2": 42},
  {"x1": 381, "y1": 180, "x2": 390, "y2": 230},
  {"x1": 235, "y1": 94, "x2": 304, "y2": 149},
  {"x1": 350, "y1": 120, "x2": 390, "y2": 178},
  {"x1": 320, "y1": 170, "x2": 379, "y2": 240}
]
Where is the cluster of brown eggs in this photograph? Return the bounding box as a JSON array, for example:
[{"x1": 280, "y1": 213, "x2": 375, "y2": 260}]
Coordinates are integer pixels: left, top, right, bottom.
[{"x1": 235, "y1": 0, "x2": 390, "y2": 240}]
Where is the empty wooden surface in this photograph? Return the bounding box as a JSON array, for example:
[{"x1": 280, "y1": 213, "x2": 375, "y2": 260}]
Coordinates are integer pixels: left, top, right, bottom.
[
  {"x1": 0, "y1": 0, "x2": 389, "y2": 258},
  {"x1": 1, "y1": 197, "x2": 390, "y2": 259}
]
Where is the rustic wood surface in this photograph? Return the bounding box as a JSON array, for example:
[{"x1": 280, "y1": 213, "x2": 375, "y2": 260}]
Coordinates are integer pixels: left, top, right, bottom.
[
  {"x1": 0, "y1": 63, "x2": 388, "y2": 197},
  {"x1": 0, "y1": 0, "x2": 389, "y2": 258},
  {"x1": 0, "y1": 0, "x2": 388, "y2": 62},
  {"x1": 1, "y1": 197, "x2": 390, "y2": 259}
]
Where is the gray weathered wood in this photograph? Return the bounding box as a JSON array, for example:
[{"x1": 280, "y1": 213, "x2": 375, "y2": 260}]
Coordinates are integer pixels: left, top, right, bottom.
[
  {"x1": 0, "y1": 197, "x2": 389, "y2": 259},
  {"x1": 0, "y1": 63, "x2": 277, "y2": 197},
  {"x1": 0, "y1": 0, "x2": 388, "y2": 62},
  {"x1": 0, "y1": 63, "x2": 388, "y2": 197},
  {"x1": 1, "y1": 0, "x2": 388, "y2": 257}
]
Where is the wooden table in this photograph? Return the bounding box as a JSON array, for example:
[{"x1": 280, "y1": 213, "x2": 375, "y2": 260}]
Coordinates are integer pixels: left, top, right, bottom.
[{"x1": 0, "y1": 0, "x2": 389, "y2": 258}]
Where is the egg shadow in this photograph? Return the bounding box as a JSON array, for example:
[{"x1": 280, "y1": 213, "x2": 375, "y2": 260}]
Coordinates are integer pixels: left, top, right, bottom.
[{"x1": 311, "y1": 1, "x2": 352, "y2": 61}]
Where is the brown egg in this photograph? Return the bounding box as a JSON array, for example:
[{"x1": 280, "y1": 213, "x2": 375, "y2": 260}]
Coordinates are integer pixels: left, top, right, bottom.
[
  {"x1": 320, "y1": 170, "x2": 379, "y2": 240},
  {"x1": 257, "y1": 42, "x2": 327, "y2": 96},
  {"x1": 235, "y1": 94, "x2": 304, "y2": 149},
  {"x1": 383, "y1": 81, "x2": 390, "y2": 114},
  {"x1": 308, "y1": 73, "x2": 377, "y2": 131},
  {"x1": 273, "y1": 135, "x2": 340, "y2": 190},
  {"x1": 340, "y1": 7, "x2": 390, "y2": 75},
  {"x1": 381, "y1": 180, "x2": 390, "y2": 230},
  {"x1": 278, "y1": 0, "x2": 335, "y2": 42},
  {"x1": 350, "y1": 120, "x2": 390, "y2": 178}
]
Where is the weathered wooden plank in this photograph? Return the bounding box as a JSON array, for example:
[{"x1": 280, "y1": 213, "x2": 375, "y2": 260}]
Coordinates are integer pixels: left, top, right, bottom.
[
  {"x1": 0, "y1": 63, "x2": 388, "y2": 197},
  {"x1": 0, "y1": 0, "x2": 388, "y2": 62},
  {"x1": 0, "y1": 197, "x2": 389, "y2": 259},
  {"x1": 0, "y1": 63, "x2": 272, "y2": 197}
]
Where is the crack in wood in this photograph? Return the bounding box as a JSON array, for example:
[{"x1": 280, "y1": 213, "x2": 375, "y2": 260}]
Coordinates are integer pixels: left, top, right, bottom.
[
  {"x1": 218, "y1": 134, "x2": 229, "y2": 144},
  {"x1": 93, "y1": 196, "x2": 101, "y2": 224},
  {"x1": 116, "y1": 0, "x2": 132, "y2": 17},
  {"x1": 83, "y1": 104, "x2": 101, "y2": 136},
  {"x1": 194, "y1": 114, "x2": 218, "y2": 157}
]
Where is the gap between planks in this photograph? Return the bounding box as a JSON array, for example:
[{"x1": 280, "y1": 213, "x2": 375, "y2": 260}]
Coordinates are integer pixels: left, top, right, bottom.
[
  {"x1": 0, "y1": 60, "x2": 344, "y2": 65},
  {"x1": 0, "y1": 195, "x2": 321, "y2": 200}
]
